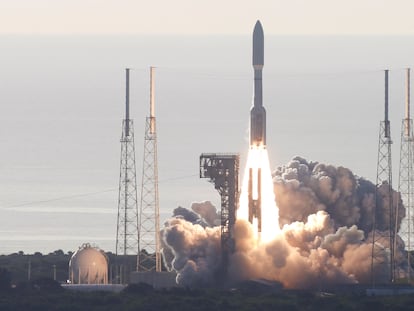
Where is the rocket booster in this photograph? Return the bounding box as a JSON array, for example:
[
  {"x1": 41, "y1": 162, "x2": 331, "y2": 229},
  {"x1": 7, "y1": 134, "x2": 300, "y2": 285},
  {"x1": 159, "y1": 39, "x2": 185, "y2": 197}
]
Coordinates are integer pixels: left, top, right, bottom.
[
  {"x1": 248, "y1": 167, "x2": 262, "y2": 232},
  {"x1": 248, "y1": 21, "x2": 265, "y2": 234},
  {"x1": 250, "y1": 20, "x2": 266, "y2": 147}
]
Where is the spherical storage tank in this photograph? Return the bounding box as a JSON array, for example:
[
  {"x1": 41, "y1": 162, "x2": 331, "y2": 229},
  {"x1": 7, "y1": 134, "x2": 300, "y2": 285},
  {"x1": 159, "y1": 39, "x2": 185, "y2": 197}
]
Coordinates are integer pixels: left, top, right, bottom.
[{"x1": 69, "y1": 243, "x2": 108, "y2": 284}]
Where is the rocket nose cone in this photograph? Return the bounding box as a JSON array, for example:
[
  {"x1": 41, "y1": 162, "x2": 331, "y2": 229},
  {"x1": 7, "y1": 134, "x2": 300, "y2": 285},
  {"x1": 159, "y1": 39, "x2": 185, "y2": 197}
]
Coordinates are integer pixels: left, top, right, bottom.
[
  {"x1": 253, "y1": 20, "x2": 264, "y2": 66},
  {"x1": 254, "y1": 20, "x2": 263, "y2": 34}
]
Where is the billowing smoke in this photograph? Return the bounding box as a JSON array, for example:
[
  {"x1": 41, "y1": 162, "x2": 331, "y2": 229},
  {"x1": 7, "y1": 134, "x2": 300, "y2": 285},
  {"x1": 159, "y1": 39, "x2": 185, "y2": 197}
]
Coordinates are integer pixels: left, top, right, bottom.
[
  {"x1": 273, "y1": 156, "x2": 404, "y2": 234},
  {"x1": 161, "y1": 202, "x2": 221, "y2": 287},
  {"x1": 161, "y1": 157, "x2": 407, "y2": 289}
]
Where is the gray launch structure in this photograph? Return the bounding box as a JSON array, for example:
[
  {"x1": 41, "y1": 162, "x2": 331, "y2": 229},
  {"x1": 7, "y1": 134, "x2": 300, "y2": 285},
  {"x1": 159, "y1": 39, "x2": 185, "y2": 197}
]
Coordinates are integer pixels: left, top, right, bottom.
[
  {"x1": 116, "y1": 68, "x2": 139, "y2": 257},
  {"x1": 398, "y1": 68, "x2": 414, "y2": 282},
  {"x1": 138, "y1": 67, "x2": 161, "y2": 273},
  {"x1": 200, "y1": 153, "x2": 239, "y2": 276},
  {"x1": 371, "y1": 70, "x2": 396, "y2": 285}
]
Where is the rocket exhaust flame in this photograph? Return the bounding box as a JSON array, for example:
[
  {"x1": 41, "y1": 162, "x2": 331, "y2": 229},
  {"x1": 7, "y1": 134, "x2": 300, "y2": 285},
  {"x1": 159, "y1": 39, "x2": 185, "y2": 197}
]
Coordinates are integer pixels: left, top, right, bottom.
[{"x1": 238, "y1": 146, "x2": 280, "y2": 242}]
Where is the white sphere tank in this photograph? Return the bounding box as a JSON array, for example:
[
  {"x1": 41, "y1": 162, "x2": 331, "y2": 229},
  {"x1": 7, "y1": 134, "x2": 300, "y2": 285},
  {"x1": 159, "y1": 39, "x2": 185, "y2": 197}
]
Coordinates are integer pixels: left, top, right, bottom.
[{"x1": 69, "y1": 243, "x2": 108, "y2": 284}]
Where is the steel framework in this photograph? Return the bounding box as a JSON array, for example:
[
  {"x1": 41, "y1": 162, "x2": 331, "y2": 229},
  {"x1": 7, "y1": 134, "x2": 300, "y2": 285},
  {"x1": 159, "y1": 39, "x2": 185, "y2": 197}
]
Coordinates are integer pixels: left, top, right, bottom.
[
  {"x1": 371, "y1": 69, "x2": 396, "y2": 285},
  {"x1": 138, "y1": 67, "x2": 161, "y2": 272},
  {"x1": 398, "y1": 68, "x2": 414, "y2": 281},
  {"x1": 116, "y1": 68, "x2": 139, "y2": 256},
  {"x1": 200, "y1": 153, "x2": 239, "y2": 275}
]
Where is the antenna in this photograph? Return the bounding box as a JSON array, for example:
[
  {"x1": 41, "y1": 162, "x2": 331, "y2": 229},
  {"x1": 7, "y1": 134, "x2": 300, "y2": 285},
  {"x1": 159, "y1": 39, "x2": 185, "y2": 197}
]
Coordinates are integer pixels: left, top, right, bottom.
[
  {"x1": 150, "y1": 66, "x2": 155, "y2": 134},
  {"x1": 125, "y1": 68, "x2": 130, "y2": 137},
  {"x1": 385, "y1": 69, "x2": 390, "y2": 137},
  {"x1": 405, "y1": 68, "x2": 411, "y2": 137}
]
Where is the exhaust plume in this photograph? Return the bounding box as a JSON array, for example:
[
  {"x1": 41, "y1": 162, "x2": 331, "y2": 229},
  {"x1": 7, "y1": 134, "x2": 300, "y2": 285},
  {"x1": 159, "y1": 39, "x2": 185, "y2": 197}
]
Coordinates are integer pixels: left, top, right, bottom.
[{"x1": 161, "y1": 157, "x2": 407, "y2": 289}]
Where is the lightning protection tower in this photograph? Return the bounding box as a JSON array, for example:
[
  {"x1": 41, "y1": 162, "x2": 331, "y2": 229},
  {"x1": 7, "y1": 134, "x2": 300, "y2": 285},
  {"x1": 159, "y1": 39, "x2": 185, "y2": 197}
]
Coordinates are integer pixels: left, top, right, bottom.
[
  {"x1": 116, "y1": 68, "x2": 139, "y2": 256},
  {"x1": 398, "y1": 68, "x2": 414, "y2": 282},
  {"x1": 371, "y1": 69, "x2": 396, "y2": 286},
  {"x1": 138, "y1": 67, "x2": 161, "y2": 272}
]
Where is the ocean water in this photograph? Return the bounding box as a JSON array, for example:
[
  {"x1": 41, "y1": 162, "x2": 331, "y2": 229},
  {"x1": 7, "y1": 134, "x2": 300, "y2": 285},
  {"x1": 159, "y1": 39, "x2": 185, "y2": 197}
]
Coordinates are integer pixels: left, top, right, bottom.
[{"x1": 0, "y1": 35, "x2": 413, "y2": 254}]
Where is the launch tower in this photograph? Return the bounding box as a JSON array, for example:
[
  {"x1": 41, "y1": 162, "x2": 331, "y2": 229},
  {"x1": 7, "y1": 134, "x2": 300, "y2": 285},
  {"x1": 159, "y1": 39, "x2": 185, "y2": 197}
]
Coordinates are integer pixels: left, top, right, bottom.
[
  {"x1": 116, "y1": 68, "x2": 139, "y2": 256},
  {"x1": 398, "y1": 68, "x2": 414, "y2": 282},
  {"x1": 200, "y1": 153, "x2": 239, "y2": 275},
  {"x1": 371, "y1": 69, "x2": 396, "y2": 285},
  {"x1": 138, "y1": 67, "x2": 161, "y2": 272}
]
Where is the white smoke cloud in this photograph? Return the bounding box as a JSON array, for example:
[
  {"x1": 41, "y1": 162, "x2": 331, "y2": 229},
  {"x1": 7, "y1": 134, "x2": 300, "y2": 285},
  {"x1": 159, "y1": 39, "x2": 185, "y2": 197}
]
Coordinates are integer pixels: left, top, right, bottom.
[
  {"x1": 160, "y1": 215, "x2": 221, "y2": 287},
  {"x1": 160, "y1": 157, "x2": 408, "y2": 289}
]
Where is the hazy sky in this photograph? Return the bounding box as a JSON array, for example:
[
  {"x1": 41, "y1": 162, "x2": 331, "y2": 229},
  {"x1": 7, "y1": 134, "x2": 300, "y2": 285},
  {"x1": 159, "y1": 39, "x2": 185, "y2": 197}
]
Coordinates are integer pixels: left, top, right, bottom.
[
  {"x1": 1, "y1": 2, "x2": 414, "y2": 254},
  {"x1": 2, "y1": 0, "x2": 414, "y2": 35}
]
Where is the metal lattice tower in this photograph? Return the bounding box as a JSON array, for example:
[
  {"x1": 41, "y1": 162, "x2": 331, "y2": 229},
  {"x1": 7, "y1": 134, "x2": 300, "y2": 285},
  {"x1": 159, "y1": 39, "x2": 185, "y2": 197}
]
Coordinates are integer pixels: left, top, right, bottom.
[
  {"x1": 116, "y1": 68, "x2": 139, "y2": 256},
  {"x1": 138, "y1": 67, "x2": 161, "y2": 272},
  {"x1": 371, "y1": 69, "x2": 396, "y2": 285},
  {"x1": 200, "y1": 153, "x2": 239, "y2": 277},
  {"x1": 398, "y1": 68, "x2": 414, "y2": 281}
]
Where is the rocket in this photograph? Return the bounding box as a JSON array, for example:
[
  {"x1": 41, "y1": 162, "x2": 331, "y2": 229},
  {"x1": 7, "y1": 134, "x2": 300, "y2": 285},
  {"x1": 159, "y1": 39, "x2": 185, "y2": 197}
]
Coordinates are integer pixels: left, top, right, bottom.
[
  {"x1": 250, "y1": 20, "x2": 266, "y2": 147},
  {"x1": 248, "y1": 20, "x2": 265, "y2": 233}
]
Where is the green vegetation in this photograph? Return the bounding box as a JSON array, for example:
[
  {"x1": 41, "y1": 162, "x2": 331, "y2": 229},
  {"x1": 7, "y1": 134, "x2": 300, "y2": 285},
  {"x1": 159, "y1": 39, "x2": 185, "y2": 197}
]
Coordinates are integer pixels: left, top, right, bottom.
[
  {"x1": 0, "y1": 283, "x2": 414, "y2": 311},
  {"x1": 2, "y1": 251, "x2": 414, "y2": 310},
  {"x1": 0, "y1": 250, "x2": 71, "y2": 284},
  {"x1": 0, "y1": 250, "x2": 138, "y2": 284}
]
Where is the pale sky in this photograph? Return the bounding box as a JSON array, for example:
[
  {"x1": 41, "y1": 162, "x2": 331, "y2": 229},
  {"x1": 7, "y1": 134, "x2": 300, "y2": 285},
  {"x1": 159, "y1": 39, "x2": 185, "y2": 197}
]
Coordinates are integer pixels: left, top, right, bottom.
[{"x1": 1, "y1": 0, "x2": 414, "y2": 35}]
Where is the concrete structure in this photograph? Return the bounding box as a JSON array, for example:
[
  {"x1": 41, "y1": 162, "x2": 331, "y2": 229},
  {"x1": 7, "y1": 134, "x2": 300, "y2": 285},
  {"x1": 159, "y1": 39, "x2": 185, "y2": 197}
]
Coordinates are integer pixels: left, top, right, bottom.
[
  {"x1": 69, "y1": 243, "x2": 108, "y2": 284},
  {"x1": 62, "y1": 284, "x2": 125, "y2": 292}
]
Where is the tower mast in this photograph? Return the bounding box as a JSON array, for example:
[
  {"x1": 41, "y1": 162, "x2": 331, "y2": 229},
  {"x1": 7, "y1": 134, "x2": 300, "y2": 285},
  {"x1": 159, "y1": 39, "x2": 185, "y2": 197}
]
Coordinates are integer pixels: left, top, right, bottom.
[
  {"x1": 138, "y1": 67, "x2": 161, "y2": 272},
  {"x1": 398, "y1": 68, "x2": 414, "y2": 282},
  {"x1": 371, "y1": 69, "x2": 396, "y2": 286},
  {"x1": 116, "y1": 68, "x2": 139, "y2": 257}
]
